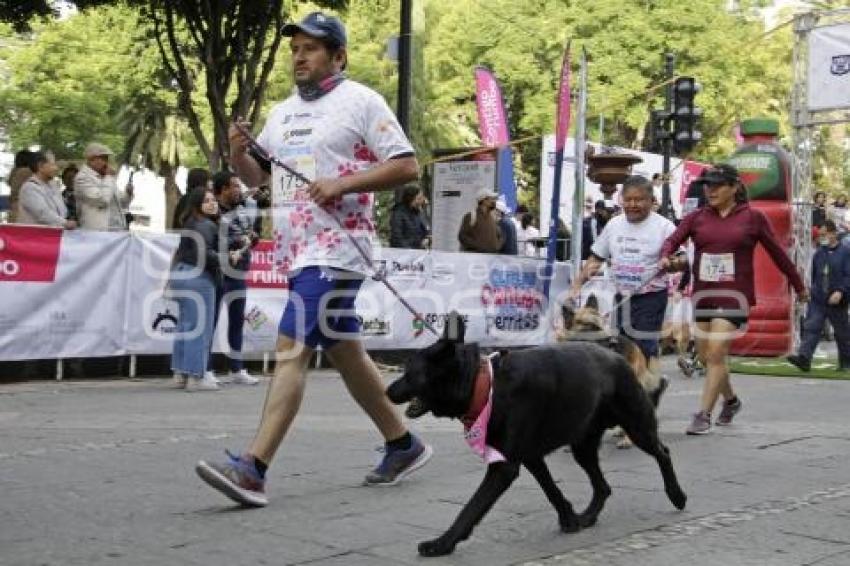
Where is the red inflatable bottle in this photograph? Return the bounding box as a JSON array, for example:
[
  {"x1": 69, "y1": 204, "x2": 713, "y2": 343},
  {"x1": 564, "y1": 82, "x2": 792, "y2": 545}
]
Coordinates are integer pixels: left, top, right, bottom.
[{"x1": 727, "y1": 118, "x2": 795, "y2": 356}]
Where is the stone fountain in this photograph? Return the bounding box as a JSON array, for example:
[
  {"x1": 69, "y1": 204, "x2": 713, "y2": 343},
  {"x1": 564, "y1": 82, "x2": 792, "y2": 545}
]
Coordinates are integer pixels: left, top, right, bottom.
[{"x1": 584, "y1": 145, "x2": 643, "y2": 199}]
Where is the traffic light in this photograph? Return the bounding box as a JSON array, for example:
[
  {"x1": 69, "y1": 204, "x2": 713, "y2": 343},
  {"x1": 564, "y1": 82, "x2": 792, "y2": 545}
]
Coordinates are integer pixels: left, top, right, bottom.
[
  {"x1": 672, "y1": 76, "x2": 702, "y2": 154},
  {"x1": 648, "y1": 109, "x2": 671, "y2": 153}
]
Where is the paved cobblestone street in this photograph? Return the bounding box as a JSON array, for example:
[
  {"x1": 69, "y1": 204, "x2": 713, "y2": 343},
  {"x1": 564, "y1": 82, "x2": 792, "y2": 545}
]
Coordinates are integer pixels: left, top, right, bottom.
[{"x1": 2, "y1": 360, "x2": 849, "y2": 565}]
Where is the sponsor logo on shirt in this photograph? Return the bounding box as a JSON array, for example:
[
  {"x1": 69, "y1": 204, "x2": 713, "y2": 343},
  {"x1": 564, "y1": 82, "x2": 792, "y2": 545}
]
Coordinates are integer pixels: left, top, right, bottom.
[
  {"x1": 280, "y1": 146, "x2": 313, "y2": 158},
  {"x1": 282, "y1": 128, "x2": 313, "y2": 143}
]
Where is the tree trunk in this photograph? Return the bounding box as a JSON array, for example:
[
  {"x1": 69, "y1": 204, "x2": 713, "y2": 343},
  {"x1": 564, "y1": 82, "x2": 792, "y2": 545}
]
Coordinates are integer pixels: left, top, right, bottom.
[{"x1": 160, "y1": 161, "x2": 180, "y2": 230}]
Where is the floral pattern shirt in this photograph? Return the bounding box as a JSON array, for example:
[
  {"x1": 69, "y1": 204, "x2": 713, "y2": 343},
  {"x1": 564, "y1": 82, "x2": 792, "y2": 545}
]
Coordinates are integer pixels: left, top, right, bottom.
[{"x1": 257, "y1": 80, "x2": 414, "y2": 275}]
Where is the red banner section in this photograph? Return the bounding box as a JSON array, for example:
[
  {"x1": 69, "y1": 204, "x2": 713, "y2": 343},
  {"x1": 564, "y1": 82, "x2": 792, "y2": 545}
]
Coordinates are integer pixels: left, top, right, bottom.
[
  {"x1": 246, "y1": 240, "x2": 287, "y2": 289},
  {"x1": 0, "y1": 225, "x2": 64, "y2": 283}
]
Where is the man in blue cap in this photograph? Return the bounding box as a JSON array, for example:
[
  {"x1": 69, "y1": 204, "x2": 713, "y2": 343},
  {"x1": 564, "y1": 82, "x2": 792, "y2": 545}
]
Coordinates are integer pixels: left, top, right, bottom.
[{"x1": 195, "y1": 12, "x2": 431, "y2": 507}]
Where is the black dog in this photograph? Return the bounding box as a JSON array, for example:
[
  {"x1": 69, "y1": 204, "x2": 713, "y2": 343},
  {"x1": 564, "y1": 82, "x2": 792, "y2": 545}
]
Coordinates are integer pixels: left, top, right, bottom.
[{"x1": 386, "y1": 313, "x2": 687, "y2": 557}]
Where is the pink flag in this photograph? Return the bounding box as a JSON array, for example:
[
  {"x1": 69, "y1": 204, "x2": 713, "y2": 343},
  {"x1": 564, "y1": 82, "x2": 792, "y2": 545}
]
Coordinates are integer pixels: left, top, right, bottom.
[{"x1": 474, "y1": 66, "x2": 510, "y2": 147}]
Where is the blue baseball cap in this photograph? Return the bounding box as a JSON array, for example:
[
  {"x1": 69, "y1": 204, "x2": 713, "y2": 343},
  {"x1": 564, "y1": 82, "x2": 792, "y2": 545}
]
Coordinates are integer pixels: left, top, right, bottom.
[{"x1": 282, "y1": 12, "x2": 347, "y2": 48}]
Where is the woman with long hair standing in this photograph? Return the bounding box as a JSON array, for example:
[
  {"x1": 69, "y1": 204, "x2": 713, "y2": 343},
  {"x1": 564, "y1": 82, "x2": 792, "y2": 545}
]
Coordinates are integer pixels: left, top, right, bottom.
[
  {"x1": 170, "y1": 187, "x2": 223, "y2": 391},
  {"x1": 660, "y1": 164, "x2": 808, "y2": 435}
]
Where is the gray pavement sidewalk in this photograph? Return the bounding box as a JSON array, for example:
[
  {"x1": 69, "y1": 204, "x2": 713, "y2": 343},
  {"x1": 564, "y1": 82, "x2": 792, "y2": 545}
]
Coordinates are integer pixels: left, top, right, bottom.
[{"x1": 1, "y1": 359, "x2": 849, "y2": 566}]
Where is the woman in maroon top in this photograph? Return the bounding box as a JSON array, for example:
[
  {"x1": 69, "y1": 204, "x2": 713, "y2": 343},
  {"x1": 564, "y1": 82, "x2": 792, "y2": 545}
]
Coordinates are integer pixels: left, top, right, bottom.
[{"x1": 660, "y1": 164, "x2": 808, "y2": 435}]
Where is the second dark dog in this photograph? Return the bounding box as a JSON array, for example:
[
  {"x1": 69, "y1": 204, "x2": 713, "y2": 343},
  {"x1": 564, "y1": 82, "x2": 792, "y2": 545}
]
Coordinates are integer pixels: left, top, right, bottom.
[{"x1": 386, "y1": 313, "x2": 687, "y2": 557}]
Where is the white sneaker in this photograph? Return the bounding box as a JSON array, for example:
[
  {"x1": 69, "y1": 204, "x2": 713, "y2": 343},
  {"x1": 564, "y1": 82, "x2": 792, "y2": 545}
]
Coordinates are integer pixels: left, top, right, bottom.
[
  {"x1": 205, "y1": 370, "x2": 225, "y2": 385},
  {"x1": 229, "y1": 369, "x2": 259, "y2": 385},
  {"x1": 172, "y1": 372, "x2": 188, "y2": 389},
  {"x1": 186, "y1": 373, "x2": 220, "y2": 392}
]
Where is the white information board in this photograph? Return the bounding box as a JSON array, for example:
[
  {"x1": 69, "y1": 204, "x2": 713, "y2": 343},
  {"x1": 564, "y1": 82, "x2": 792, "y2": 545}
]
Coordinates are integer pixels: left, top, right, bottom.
[{"x1": 431, "y1": 160, "x2": 496, "y2": 252}]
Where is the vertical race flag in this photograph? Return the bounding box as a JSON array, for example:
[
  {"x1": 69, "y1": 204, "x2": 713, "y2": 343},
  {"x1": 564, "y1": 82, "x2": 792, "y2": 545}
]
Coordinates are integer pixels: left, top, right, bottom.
[
  {"x1": 570, "y1": 48, "x2": 588, "y2": 284},
  {"x1": 542, "y1": 41, "x2": 571, "y2": 300},
  {"x1": 474, "y1": 66, "x2": 517, "y2": 211}
]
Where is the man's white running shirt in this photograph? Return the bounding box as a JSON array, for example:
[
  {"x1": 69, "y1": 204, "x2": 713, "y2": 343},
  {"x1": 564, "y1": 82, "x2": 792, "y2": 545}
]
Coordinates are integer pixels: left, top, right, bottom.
[
  {"x1": 590, "y1": 211, "x2": 676, "y2": 294},
  {"x1": 257, "y1": 80, "x2": 413, "y2": 275}
]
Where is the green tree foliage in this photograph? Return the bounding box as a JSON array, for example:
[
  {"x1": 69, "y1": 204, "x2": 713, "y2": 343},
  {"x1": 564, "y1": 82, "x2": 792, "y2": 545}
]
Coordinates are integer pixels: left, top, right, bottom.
[
  {"x1": 0, "y1": 1, "x2": 346, "y2": 169},
  {"x1": 419, "y1": 0, "x2": 796, "y2": 209},
  {"x1": 2, "y1": 0, "x2": 804, "y2": 213},
  {"x1": 0, "y1": 5, "x2": 182, "y2": 163}
]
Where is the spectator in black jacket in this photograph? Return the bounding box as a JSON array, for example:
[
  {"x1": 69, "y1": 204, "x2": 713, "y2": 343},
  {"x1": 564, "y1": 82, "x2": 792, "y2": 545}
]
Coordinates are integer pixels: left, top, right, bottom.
[
  {"x1": 389, "y1": 185, "x2": 430, "y2": 249},
  {"x1": 581, "y1": 200, "x2": 613, "y2": 259},
  {"x1": 208, "y1": 171, "x2": 260, "y2": 386}
]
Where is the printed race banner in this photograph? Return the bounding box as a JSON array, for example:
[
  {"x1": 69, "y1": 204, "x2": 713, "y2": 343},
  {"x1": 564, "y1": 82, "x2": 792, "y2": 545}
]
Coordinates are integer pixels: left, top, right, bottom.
[
  {"x1": 0, "y1": 226, "x2": 130, "y2": 360},
  {"x1": 0, "y1": 227, "x2": 570, "y2": 361}
]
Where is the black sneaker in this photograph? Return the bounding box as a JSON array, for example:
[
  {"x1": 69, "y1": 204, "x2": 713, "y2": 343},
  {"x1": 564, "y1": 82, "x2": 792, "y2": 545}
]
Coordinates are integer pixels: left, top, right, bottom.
[{"x1": 786, "y1": 355, "x2": 811, "y2": 372}]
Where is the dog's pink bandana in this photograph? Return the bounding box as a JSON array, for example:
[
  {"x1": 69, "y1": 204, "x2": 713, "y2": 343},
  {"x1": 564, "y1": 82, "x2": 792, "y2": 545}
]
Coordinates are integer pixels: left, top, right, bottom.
[{"x1": 462, "y1": 355, "x2": 506, "y2": 464}]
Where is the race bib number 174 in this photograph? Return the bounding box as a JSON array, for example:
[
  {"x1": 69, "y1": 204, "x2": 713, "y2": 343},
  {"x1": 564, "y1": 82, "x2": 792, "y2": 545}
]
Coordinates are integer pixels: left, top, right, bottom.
[{"x1": 699, "y1": 252, "x2": 735, "y2": 282}]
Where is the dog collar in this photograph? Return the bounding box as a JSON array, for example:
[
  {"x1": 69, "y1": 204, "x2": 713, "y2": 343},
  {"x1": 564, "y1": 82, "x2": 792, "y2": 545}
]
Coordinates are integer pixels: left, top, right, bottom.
[
  {"x1": 461, "y1": 356, "x2": 493, "y2": 427},
  {"x1": 461, "y1": 354, "x2": 506, "y2": 464}
]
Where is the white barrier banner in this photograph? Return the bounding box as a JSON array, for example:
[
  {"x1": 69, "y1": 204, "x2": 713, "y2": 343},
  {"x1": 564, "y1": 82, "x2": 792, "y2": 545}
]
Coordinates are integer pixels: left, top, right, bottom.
[
  {"x1": 0, "y1": 226, "x2": 130, "y2": 360},
  {"x1": 807, "y1": 23, "x2": 850, "y2": 111},
  {"x1": 0, "y1": 226, "x2": 571, "y2": 360}
]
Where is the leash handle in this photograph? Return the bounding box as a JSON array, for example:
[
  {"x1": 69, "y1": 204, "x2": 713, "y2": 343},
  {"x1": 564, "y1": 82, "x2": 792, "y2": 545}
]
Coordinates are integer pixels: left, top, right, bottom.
[{"x1": 233, "y1": 122, "x2": 440, "y2": 337}]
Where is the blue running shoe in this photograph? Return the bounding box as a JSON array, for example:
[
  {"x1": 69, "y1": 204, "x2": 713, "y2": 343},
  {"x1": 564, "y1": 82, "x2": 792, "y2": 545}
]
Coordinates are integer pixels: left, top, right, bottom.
[
  {"x1": 364, "y1": 435, "x2": 433, "y2": 486},
  {"x1": 196, "y1": 450, "x2": 268, "y2": 507}
]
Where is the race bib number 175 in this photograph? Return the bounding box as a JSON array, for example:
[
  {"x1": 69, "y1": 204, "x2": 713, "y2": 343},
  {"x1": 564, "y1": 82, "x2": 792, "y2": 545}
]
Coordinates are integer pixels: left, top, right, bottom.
[{"x1": 272, "y1": 156, "x2": 316, "y2": 205}]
